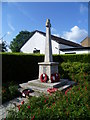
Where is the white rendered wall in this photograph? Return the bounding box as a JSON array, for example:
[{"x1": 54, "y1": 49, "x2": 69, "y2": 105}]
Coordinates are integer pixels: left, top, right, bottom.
[
  {"x1": 52, "y1": 40, "x2": 59, "y2": 54},
  {"x1": 20, "y1": 32, "x2": 45, "y2": 54},
  {"x1": 20, "y1": 32, "x2": 59, "y2": 54}
]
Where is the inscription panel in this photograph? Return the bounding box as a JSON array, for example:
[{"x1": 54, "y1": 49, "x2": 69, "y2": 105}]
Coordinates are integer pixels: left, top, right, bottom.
[{"x1": 43, "y1": 66, "x2": 47, "y2": 73}]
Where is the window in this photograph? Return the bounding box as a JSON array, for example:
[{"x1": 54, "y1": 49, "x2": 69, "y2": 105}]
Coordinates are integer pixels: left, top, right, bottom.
[
  {"x1": 33, "y1": 48, "x2": 40, "y2": 54},
  {"x1": 65, "y1": 52, "x2": 76, "y2": 54}
]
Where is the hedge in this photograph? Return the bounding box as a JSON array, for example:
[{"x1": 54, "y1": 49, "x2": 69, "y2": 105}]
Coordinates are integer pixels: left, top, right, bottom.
[
  {"x1": 53, "y1": 54, "x2": 90, "y2": 63},
  {"x1": 2, "y1": 53, "x2": 44, "y2": 83},
  {"x1": 1, "y1": 52, "x2": 90, "y2": 83}
]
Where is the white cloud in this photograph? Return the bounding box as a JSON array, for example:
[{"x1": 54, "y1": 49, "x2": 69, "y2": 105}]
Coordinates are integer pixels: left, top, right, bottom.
[
  {"x1": 62, "y1": 26, "x2": 88, "y2": 42},
  {"x1": 53, "y1": 33, "x2": 60, "y2": 37},
  {"x1": 80, "y1": 4, "x2": 88, "y2": 13},
  {"x1": 7, "y1": 31, "x2": 11, "y2": 35},
  {"x1": 8, "y1": 23, "x2": 15, "y2": 31}
]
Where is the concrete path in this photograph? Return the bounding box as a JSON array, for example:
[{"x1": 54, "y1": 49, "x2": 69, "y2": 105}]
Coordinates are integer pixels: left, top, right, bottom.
[{"x1": 0, "y1": 97, "x2": 28, "y2": 120}]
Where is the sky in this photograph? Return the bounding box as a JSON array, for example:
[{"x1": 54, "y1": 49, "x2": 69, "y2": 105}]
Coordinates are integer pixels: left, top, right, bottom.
[{"x1": 1, "y1": 2, "x2": 88, "y2": 46}]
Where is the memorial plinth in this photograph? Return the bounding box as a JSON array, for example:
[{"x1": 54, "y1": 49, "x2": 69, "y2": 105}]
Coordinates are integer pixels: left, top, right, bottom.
[
  {"x1": 38, "y1": 19, "x2": 59, "y2": 81},
  {"x1": 38, "y1": 62, "x2": 59, "y2": 80}
]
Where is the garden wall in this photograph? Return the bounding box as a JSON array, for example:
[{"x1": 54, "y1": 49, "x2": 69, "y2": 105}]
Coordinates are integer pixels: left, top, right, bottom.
[{"x1": 1, "y1": 53, "x2": 90, "y2": 83}]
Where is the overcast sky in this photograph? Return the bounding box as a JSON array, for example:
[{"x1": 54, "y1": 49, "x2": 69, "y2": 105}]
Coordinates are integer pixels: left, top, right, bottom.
[{"x1": 1, "y1": 2, "x2": 88, "y2": 44}]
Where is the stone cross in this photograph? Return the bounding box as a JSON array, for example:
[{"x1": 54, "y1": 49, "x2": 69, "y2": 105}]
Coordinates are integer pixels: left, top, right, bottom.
[{"x1": 44, "y1": 19, "x2": 53, "y2": 62}]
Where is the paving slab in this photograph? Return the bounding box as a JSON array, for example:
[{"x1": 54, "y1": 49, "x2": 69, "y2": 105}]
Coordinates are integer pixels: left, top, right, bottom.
[{"x1": 0, "y1": 97, "x2": 28, "y2": 120}]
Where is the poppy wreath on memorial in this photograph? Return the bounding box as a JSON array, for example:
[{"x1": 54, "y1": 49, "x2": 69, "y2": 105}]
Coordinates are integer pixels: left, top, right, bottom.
[
  {"x1": 51, "y1": 73, "x2": 60, "y2": 83},
  {"x1": 40, "y1": 73, "x2": 48, "y2": 83}
]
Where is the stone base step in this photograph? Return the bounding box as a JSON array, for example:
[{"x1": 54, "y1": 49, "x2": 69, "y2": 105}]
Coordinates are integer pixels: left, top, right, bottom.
[
  {"x1": 19, "y1": 79, "x2": 68, "y2": 93},
  {"x1": 28, "y1": 79, "x2": 68, "y2": 88},
  {"x1": 19, "y1": 79, "x2": 76, "y2": 97},
  {"x1": 58, "y1": 80, "x2": 76, "y2": 91}
]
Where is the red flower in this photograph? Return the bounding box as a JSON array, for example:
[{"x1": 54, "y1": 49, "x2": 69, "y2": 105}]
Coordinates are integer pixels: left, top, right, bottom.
[
  {"x1": 78, "y1": 87, "x2": 80, "y2": 90},
  {"x1": 28, "y1": 105, "x2": 31, "y2": 109},
  {"x1": 21, "y1": 101, "x2": 24, "y2": 105},
  {"x1": 49, "y1": 106, "x2": 51, "y2": 108},
  {"x1": 17, "y1": 105, "x2": 21, "y2": 111},
  {"x1": 31, "y1": 116, "x2": 35, "y2": 120},
  {"x1": 44, "y1": 100, "x2": 46, "y2": 103},
  {"x1": 53, "y1": 102, "x2": 55, "y2": 105},
  {"x1": 65, "y1": 87, "x2": 72, "y2": 95},
  {"x1": 49, "y1": 93, "x2": 52, "y2": 96},
  {"x1": 85, "y1": 87, "x2": 87, "y2": 91},
  {"x1": 47, "y1": 88, "x2": 58, "y2": 93},
  {"x1": 65, "y1": 88, "x2": 70, "y2": 95}
]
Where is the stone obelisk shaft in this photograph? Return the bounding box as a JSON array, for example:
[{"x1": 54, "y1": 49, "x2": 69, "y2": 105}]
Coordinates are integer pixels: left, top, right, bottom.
[
  {"x1": 38, "y1": 19, "x2": 59, "y2": 80},
  {"x1": 44, "y1": 19, "x2": 53, "y2": 62}
]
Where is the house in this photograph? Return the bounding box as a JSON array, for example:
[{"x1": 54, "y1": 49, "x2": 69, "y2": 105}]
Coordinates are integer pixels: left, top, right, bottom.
[
  {"x1": 60, "y1": 37, "x2": 90, "y2": 54},
  {"x1": 80, "y1": 37, "x2": 90, "y2": 47},
  {"x1": 20, "y1": 30, "x2": 82, "y2": 54},
  {"x1": 60, "y1": 47, "x2": 90, "y2": 54}
]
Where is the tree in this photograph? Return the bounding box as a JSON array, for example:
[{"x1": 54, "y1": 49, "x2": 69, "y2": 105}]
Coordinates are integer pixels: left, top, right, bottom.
[
  {"x1": 2, "y1": 41, "x2": 8, "y2": 52},
  {"x1": 10, "y1": 31, "x2": 34, "y2": 52}
]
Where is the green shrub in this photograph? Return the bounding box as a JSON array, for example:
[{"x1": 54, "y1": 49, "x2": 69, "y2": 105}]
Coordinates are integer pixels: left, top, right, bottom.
[
  {"x1": 2, "y1": 82, "x2": 20, "y2": 103},
  {"x1": 9, "y1": 85, "x2": 19, "y2": 98},
  {"x1": 1, "y1": 52, "x2": 90, "y2": 83},
  {"x1": 6, "y1": 81, "x2": 90, "y2": 120},
  {"x1": 59, "y1": 62, "x2": 90, "y2": 83}
]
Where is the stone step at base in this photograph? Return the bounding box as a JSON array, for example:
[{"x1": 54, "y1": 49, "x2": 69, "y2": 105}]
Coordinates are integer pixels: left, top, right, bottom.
[
  {"x1": 19, "y1": 82, "x2": 29, "y2": 89},
  {"x1": 28, "y1": 80, "x2": 75, "y2": 93},
  {"x1": 58, "y1": 81, "x2": 76, "y2": 91},
  {"x1": 19, "y1": 79, "x2": 69, "y2": 93},
  {"x1": 19, "y1": 79, "x2": 76, "y2": 97},
  {"x1": 28, "y1": 79, "x2": 68, "y2": 88}
]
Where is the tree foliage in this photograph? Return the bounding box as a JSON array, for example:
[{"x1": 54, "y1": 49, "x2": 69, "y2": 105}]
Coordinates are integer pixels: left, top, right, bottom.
[
  {"x1": 2, "y1": 41, "x2": 8, "y2": 52},
  {"x1": 10, "y1": 31, "x2": 34, "y2": 52}
]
